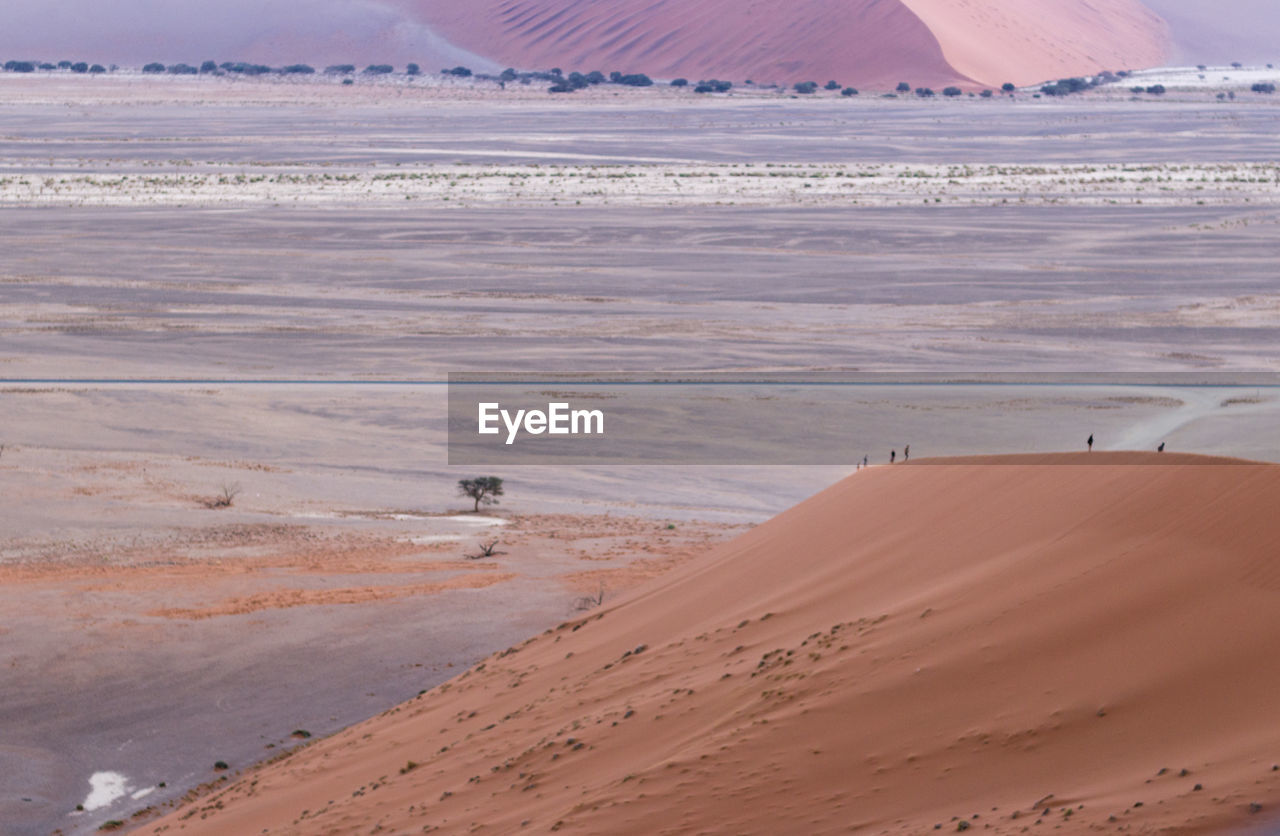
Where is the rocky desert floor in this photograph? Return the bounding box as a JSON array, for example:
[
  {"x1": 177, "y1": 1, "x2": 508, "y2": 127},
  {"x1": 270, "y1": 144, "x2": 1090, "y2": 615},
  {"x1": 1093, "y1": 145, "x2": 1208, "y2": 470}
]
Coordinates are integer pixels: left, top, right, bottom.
[{"x1": 0, "y1": 73, "x2": 1277, "y2": 834}]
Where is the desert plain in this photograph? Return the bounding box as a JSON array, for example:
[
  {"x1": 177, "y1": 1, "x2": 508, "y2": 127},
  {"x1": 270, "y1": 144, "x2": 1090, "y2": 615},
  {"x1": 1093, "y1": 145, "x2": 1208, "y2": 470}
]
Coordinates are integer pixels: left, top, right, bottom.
[{"x1": 0, "y1": 72, "x2": 1278, "y2": 834}]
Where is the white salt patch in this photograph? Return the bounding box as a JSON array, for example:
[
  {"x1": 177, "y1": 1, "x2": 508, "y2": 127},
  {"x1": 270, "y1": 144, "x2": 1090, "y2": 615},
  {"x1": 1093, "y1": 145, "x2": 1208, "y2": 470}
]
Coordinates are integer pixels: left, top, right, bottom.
[
  {"x1": 130, "y1": 787, "x2": 155, "y2": 801},
  {"x1": 405, "y1": 535, "x2": 465, "y2": 544},
  {"x1": 82, "y1": 771, "x2": 128, "y2": 811},
  {"x1": 1120, "y1": 65, "x2": 1280, "y2": 89},
  {"x1": 442, "y1": 515, "x2": 508, "y2": 526}
]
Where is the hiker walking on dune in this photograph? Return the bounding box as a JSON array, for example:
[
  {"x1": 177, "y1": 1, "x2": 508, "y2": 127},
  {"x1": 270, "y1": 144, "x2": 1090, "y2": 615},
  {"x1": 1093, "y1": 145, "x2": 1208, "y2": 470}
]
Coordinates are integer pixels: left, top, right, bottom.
[
  {"x1": 904, "y1": 444, "x2": 910, "y2": 461},
  {"x1": 890, "y1": 450, "x2": 896, "y2": 464},
  {"x1": 1087, "y1": 434, "x2": 1094, "y2": 452},
  {"x1": 1158, "y1": 442, "x2": 1165, "y2": 452}
]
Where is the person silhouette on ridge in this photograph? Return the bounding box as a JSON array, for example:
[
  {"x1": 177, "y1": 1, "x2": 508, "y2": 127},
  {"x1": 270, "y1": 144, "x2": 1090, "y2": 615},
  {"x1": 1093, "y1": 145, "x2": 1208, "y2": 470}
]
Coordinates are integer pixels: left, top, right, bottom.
[
  {"x1": 1087, "y1": 434, "x2": 1094, "y2": 452},
  {"x1": 1158, "y1": 442, "x2": 1165, "y2": 452},
  {"x1": 890, "y1": 450, "x2": 896, "y2": 464}
]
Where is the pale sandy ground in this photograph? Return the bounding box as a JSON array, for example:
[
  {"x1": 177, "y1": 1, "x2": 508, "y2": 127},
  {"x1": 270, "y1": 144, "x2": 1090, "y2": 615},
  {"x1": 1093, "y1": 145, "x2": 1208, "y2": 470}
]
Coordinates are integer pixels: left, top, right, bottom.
[
  {"x1": 1, "y1": 77, "x2": 1278, "y2": 834},
  {"x1": 0, "y1": 428, "x2": 749, "y2": 835}
]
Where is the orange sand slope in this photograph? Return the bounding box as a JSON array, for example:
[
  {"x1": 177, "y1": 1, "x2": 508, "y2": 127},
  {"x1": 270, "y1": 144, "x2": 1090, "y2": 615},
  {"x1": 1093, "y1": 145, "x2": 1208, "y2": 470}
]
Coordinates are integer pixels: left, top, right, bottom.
[
  {"x1": 902, "y1": 0, "x2": 1169, "y2": 88},
  {"x1": 407, "y1": 0, "x2": 1170, "y2": 88},
  {"x1": 150, "y1": 453, "x2": 1280, "y2": 835}
]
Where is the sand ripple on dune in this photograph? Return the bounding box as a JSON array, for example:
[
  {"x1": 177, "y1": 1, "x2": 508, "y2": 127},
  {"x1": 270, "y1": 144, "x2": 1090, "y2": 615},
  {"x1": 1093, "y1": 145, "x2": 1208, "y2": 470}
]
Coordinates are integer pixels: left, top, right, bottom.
[{"x1": 149, "y1": 452, "x2": 1280, "y2": 834}]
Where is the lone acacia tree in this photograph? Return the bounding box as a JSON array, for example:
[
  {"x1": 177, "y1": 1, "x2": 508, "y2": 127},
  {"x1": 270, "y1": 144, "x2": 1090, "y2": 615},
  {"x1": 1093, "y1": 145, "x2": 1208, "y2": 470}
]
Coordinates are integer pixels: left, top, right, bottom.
[{"x1": 458, "y1": 476, "x2": 504, "y2": 512}]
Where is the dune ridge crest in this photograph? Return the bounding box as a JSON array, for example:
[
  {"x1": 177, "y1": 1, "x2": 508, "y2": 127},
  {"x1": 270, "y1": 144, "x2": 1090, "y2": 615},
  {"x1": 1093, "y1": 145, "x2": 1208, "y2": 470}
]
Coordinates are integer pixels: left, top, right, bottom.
[
  {"x1": 404, "y1": 0, "x2": 1171, "y2": 88},
  {"x1": 151, "y1": 453, "x2": 1280, "y2": 834}
]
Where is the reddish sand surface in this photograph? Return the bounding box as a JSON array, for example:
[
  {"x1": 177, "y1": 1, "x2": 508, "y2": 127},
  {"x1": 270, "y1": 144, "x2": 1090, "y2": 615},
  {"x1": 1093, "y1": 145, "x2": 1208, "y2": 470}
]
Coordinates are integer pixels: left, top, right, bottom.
[
  {"x1": 901, "y1": 0, "x2": 1170, "y2": 87},
  {"x1": 406, "y1": 0, "x2": 1171, "y2": 88},
  {"x1": 146, "y1": 453, "x2": 1280, "y2": 834}
]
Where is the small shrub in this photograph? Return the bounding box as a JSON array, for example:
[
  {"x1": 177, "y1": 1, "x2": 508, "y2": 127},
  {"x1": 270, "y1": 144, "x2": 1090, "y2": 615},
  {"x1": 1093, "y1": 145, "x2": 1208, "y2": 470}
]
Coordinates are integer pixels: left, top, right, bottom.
[
  {"x1": 670, "y1": 77, "x2": 688, "y2": 87},
  {"x1": 400, "y1": 760, "x2": 419, "y2": 774},
  {"x1": 841, "y1": 87, "x2": 858, "y2": 97},
  {"x1": 71, "y1": 62, "x2": 89, "y2": 73},
  {"x1": 325, "y1": 64, "x2": 356, "y2": 75},
  {"x1": 572, "y1": 585, "x2": 606, "y2": 612},
  {"x1": 200, "y1": 60, "x2": 218, "y2": 73},
  {"x1": 1145, "y1": 84, "x2": 1166, "y2": 95},
  {"x1": 466, "y1": 539, "x2": 503, "y2": 559},
  {"x1": 979, "y1": 89, "x2": 993, "y2": 98},
  {"x1": 442, "y1": 65, "x2": 472, "y2": 77},
  {"x1": 206, "y1": 482, "x2": 241, "y2": 509},
  {"x1": 793, "y1": 81, "x2": 818, "y2": 94},
  {"x1": 896, "y1": 81, "x2": 911, "y2": 92},
  {"x1": 693, "y1": 79, "x2": 731, "y2": 93},
  {"x1": 915, "y1": 87, "x2": 935, "y2": 97},
  {"x1": 142, "y1": 62, "x2": 166, "y2": 73},
  {"x1": 406, "y1": 63, "x2": 420, "y2": 75},
  {"x1": 942, "y1": 86, "x2": 962, "y2": 97},
  {"x1": 89, "y1": 64, "x2": 106, "y2": 74},
  {"x1": 220, "y1": 62, "x2": 272, "y2": 75},
  {"x1": 364, "y1": 64, "x2": 394, "y2": 75},
  {"x1": 1251, "y1": 82, "x2": 1276, "y2": 94},
  {"x1": 98, "y1": 822, "x2": 125, "y2": 832},
  {"x1": 213, "y1": 761, "x2": 229, "y2": 771},
  {"x1": 824, "y1": 80, "x2": 840, "y2": 90}
]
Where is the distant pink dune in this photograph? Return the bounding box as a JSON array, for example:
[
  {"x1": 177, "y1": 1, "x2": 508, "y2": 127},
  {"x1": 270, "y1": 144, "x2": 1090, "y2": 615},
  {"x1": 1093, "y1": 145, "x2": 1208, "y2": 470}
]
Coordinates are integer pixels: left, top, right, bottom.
[{"x1": 403, "y1": 0, "x2": 1172, "y2": 88}]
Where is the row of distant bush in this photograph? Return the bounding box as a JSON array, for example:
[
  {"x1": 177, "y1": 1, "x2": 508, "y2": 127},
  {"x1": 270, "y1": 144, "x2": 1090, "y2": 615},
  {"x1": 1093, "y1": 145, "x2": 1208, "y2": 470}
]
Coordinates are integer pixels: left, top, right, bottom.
[
  {"x1": 140, "y1": 61, "x2": 419, "y2": 76},
  {"x1": 5, "y1": 59, "x2": 1276, "y2": 98},
  {"x1": 4, "y1": 59, "x2": 110, "y2": 73},
  {"x1": 0, "y1": 59, "x2": 436, "y2": 77}
]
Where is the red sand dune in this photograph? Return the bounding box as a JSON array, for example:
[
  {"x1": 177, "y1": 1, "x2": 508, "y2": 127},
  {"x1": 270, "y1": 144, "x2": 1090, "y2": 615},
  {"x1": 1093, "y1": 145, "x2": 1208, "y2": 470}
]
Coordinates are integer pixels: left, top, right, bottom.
[
  {"x1": 149, "y1": 453, "x2": 1280, "y2": 834},
  {"x1": 402, "y1": 0, "x2": 1170, "y2": 88}
]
